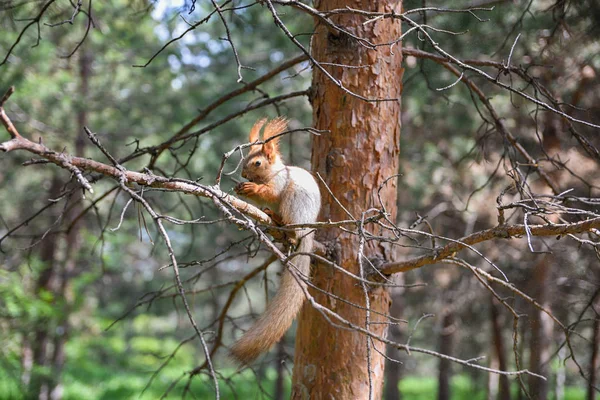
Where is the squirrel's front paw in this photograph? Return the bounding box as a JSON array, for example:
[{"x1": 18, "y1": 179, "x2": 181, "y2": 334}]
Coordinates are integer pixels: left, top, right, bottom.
[{"x1": 235, "y1": 181, "x2": 258, "y2": 196}]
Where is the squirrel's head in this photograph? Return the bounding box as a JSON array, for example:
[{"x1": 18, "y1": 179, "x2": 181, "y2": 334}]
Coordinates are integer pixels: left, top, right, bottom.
[{"x1": 241, "y1": 117, "x2": 287, "y2": 182}]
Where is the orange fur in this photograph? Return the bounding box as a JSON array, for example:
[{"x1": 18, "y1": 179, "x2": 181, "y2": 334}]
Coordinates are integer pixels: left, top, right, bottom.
[
  {"x1": 262, "y1": 117, "x2": 287, "y2": 162},
  {"x1": 236, "y1": 181, "x2": 280, "y2": 204},
  {"x1": 249, "y1": 118, "x2": 267, "y2": 144}
]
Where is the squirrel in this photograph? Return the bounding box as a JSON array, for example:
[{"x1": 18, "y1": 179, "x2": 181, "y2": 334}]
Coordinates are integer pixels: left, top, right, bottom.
[{"x1": 231, "y1": 117, "x2": 321, "y2": 364}]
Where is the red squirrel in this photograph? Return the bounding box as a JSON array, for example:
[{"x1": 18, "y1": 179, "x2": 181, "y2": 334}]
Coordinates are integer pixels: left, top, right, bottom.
[{"x1": 231, "y1": 117, "x2": 321, "y2": 364}]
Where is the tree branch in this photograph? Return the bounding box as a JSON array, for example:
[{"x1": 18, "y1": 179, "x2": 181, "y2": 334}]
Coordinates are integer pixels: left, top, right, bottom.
[
  {"x1": 0, "y1": 89, "x2": 272, "y2": 225},
  {"x1": 146, "y1": 54, "x2": 309, "y2": 165},
  {"x1": 403, "y1": 47, "x2": 561, "y2": 195},
  {"x1": 379, "y1": 218, "x2": 600, "y2": 275}
]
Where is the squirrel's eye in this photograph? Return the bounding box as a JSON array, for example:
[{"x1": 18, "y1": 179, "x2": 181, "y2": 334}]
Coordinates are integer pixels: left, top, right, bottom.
[{"x1": 254, "y1": 160, "x2": 261, "y2": 167}]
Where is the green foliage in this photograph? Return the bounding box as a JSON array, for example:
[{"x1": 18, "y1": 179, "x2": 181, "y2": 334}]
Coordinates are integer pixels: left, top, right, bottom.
[
  {"x1": 394, "y1": 376, "x2": 585, "y2": 400},
  {"x1": 398, "y1": 375, "x2": 485, "y2": 400},
  {"x1": 1, "y1": 269, "x2": 52, "y2": 322},
  {"x1": 0, "y1": 311, "x2": 291, "y2": 399},
  {"x1": 564, "y1": 387, "x2": 586, "y2": 400},
  {"x1": 0, "y1": 363, "x2": 588, "y2": 400}
]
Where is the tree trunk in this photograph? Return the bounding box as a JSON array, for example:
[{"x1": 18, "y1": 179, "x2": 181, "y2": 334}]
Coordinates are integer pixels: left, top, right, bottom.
[
  {"x1": 48, "y1": 48, "x2": 91, "y2": 400},
  {"x1": 27, "y1": 176, "x2": 62, "y2": 399},
  {"x1": 528, "y1": 257, "x2": 552, "y2": 399},
  {"x1": 588, "y1": 294, "x2": 600, "y2": 400},
  {"x1": 438, "y1": 309, "x2": 455, "y2": 400},
  {"x1": 384, "y1": 278, "x2": 405, "y2": 400},
  {"x1": 292, "y1": 1, "x2": 403, "y2": 398},
  {"x1": 490, "y1": 297, "x2": 511, "y2": 400},
  {"x1": 25, "y1": 49, "x2": 91, "y2": 400},
  {"x1": 274, "y1": 338, "x2": 287, "y2": 400}
]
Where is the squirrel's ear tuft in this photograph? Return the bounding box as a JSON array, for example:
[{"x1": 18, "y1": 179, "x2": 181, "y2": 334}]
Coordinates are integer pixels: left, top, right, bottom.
[
  {"x1": 262, "y1": 117, "x2": 287, "y2": 161},
  {"x1": 249, "y1": 118, "x2": 268, "y2": 143}
]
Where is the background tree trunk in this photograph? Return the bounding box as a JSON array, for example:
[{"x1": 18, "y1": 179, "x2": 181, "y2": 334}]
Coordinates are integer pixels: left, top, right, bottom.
[
  {"x1": 25, "y1": 49, "x2": 91, "y2": 400},
  {"x1": 27, "y1": 176, "x2": 62, "y2": 400},
  {"x1": 528, "y1": 257, "x2": 552, "y2": 400},
  {"x1": 292, "y1": 1, "x2": 403, "y2": 398},
  {"x1": 588, "y1": 294, "x2": 600, "y2": 400},
  {"x1": 438, "y1": 308, "x2": 455, "y2": 400},
  {"x1": 490, "y1": 296, "x2": 511, "y2": 400},
  {"x1": 48, "y1": 48, "x2": 91, "y2": 400},
  {"x1": 384, "y1": 278, "x2": 405, "y2": 400},
  {"x1": 274, "y1": 338, "x2": 288, "y2": 400}
]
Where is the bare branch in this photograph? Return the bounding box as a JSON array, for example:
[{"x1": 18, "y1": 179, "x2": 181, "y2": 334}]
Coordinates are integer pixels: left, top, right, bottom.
[
  {"x1": 0, "y1": 0, "x2": 58, "y2": 66},
  {"x1": 0, "y1": 99, "x2": 272, "y2": 224},
  {"x1": 379, "y1": 218, "x2": 600, "y2": 274}
]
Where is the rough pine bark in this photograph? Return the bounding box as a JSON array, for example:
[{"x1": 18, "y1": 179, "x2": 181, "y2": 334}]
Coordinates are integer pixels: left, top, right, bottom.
[{"x1": 292, "y1": 1, "x2": 403, "y2": 398}]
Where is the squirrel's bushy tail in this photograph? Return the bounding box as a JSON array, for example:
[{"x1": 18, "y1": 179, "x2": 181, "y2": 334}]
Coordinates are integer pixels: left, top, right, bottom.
[{"x1": 230, "y1": 231, "x2": 312, "y2": 365}]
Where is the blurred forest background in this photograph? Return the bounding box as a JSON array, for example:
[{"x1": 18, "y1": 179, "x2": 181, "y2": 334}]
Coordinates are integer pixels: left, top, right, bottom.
[{"x1": 1, "y1": 0, "x2": 600, "y2": 399}]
